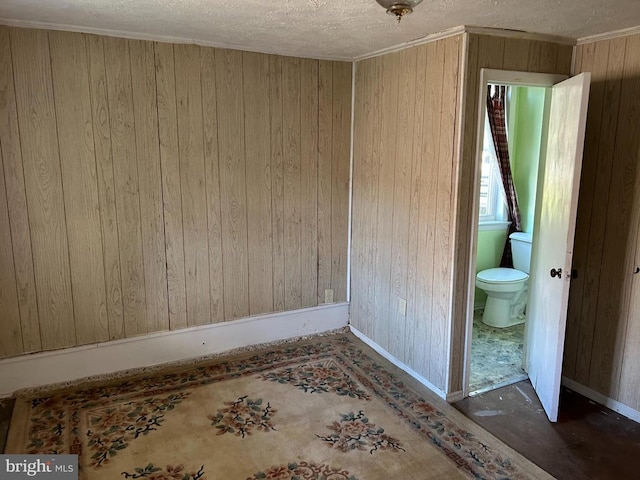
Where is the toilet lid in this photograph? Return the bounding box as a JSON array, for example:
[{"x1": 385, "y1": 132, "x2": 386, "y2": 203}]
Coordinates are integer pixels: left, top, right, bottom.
[{"x1": 477, "y1": 268, "x2": 528, "y2": 284}]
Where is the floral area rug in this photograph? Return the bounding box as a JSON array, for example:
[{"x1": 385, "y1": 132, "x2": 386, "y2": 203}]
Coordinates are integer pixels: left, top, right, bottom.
[{"x1": 6, "y1": 334, "x2": 553, "y2": 480}]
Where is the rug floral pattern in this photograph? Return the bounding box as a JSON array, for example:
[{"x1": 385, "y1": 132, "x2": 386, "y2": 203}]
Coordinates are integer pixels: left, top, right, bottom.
[
  {"x1": 209, "y1": 396, "x2": 276, "y2": 438},
  {"x1": 7, "y1": 335, "x2": 551, "y2": 480},
  {"x1": 316, "y1": 410, "x2": 405, "y2": 454}
]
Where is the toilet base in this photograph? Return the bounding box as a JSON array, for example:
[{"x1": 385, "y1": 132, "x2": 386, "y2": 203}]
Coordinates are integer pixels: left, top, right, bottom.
[{"x1": 482, "y1": 296, "x2": 526, "y2": 328}]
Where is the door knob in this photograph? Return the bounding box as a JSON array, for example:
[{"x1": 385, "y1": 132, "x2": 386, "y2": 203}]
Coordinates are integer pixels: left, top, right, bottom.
[{"x1": 550, "y1": 268, "x2": 563, "y2": 278}]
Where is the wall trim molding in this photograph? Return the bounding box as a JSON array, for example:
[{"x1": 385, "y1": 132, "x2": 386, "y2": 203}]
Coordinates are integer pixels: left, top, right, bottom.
[
  {"x1": 577, "y1": 25, "x2": 640, "y2": 46},
  {"x1": 0, "y1": 17, "x2": 353, "y2": 62},
  {"x1": 464, "y1": 26, "x2": 575, "y2": 45},
  {"x1": 0, "y1": 303, "x2": 349, "y2": 398},
  {"x1": 349, "y1": 326, "x2": 448, "y2": 401},
  {"x1": 354, "y1": 25, "x2": 466, "y2": 61},
  {"x1": 562, "y1": 376, "x2": 640, "y2": 424}
]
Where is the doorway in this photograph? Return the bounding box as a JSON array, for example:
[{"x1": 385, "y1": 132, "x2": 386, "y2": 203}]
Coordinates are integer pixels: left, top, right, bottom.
[
  {"x1": 462, "y1": 69, "x2": 591, "y2": 421},
  {"x1": 468, "y1": 82, "x2": 547, "y2": 395}
]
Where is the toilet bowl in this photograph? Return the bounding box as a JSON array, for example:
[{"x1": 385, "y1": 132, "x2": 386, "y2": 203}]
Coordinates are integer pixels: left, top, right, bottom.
[
  {"x1": 476, "y1": 232, "x2": 533, "y2": 328},
  {"x1": 476, "y1": 268, "x2": 528, "y2": 327}
]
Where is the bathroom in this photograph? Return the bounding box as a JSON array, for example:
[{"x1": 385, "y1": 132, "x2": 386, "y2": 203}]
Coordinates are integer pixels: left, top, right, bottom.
[{"x1": 469, "y1": 82, "x2": 547, "y2": 395}]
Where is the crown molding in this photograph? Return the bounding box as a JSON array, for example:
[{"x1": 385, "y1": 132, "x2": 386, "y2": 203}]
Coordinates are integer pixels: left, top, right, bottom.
[
  {"x1": 354, "y1": 25, "x2": 466, "y2": 61},
  {"x1": 355, "y1": 25, "x2": 576, "y2": 62},
  {"x1": 576, "y1": 24, "x2": 640, "y2": 45},
  {"x1": 464, "y1": 25, "x2": 575, "y2": 45},
  {"x1": 0, "y1": 17, "x2": 353, "y2": 62}
]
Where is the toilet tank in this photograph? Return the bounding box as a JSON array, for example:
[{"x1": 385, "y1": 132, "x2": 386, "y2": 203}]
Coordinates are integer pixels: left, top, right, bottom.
[{"x1": 510, "y1": 232, "x2": 533, "y2": 273}]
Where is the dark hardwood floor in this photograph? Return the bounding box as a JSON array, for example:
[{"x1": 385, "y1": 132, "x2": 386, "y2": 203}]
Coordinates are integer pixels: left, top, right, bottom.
[{"x1": 454, "y1": 380, "x2": 640, "y2": 480}]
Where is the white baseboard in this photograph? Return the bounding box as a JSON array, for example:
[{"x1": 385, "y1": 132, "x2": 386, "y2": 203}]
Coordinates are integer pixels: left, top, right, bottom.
[
  {"x1": 0, "y1": 303, "x2": 349, "y2": 398},
  {"x1": 349, "y1": 326, "x2": 448, "y2": 401},
  {"x1": 562, "y1": 376, "x2": 640, "y2": 424}
]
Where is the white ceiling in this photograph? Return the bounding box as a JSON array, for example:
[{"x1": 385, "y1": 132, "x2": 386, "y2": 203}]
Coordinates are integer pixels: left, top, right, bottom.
[{"x1": 1, "y1": 0, "x2": 639, "y2": 60}]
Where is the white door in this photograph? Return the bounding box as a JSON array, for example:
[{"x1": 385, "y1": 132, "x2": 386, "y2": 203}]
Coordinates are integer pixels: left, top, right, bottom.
[{"x1": 526, "y1": 73, "x2": 591, "y2": 422}]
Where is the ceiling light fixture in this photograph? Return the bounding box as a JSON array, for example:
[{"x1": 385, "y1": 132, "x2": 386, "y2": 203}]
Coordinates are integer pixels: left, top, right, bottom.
[{"x1": 375, "y1": 0, "x2": 425, "y2": 22}]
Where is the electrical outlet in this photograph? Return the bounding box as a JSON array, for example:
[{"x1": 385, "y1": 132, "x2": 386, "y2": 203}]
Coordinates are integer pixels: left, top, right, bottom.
[
  {"x1": 399, "y1": 298, "x2": 407, "y2": 317},
  {"x1": 324, "y1": 289, "x2": 334, "y2": 304}
]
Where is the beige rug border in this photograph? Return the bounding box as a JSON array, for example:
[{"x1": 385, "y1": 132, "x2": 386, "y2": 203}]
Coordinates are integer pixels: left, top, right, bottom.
[{"x1": 7, "y1": 329, "x2": 555, "y2": 479}]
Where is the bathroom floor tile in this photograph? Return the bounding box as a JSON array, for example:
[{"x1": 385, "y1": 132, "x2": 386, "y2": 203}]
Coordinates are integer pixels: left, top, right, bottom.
[{"x1": 470, "y1": 311, "x2": 526, "y2": 394}]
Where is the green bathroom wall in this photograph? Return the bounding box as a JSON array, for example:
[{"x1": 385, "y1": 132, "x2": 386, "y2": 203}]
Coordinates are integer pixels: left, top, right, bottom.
[{"x1": 509, "y1": 86, "x2": 546, "y2": 233}]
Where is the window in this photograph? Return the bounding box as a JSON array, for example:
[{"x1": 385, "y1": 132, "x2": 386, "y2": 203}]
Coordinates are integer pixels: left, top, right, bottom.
[{"x1": 478, "y1": 111, "x2": 507, "y2": 223}]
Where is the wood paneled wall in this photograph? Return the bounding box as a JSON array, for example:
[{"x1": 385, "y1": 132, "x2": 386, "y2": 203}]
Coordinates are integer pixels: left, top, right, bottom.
[
  {"x1": 564, "y1": 33, "x2": 640, "y2": 410},
  {"x1": 351, "y1": 32, "x2": 573, "y2": 393},
  {"x1": 0, "y1": 26, "x2": 351, "y2": 358},
  {"x1": 351, "y1": 35, "x2": 463, "y2": 391},
  {"x1": 450, "y1": 34, "x2": 573, "y2": 391}
]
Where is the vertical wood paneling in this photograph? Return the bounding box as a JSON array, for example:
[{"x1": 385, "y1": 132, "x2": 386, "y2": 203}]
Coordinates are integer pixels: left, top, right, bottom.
[
  {"x1": 388, "y1": 47, "x2": 417, "y2": 360},
  {"x1": 175, "y1": 44, "x2": 211, "y2": 327},
  {"x1": 0, "y1": 146, "x2": 22, "y2": 356},
  {"x1": 590, "y1": 35, "x2": 640, "y2": 396},
  {"x1": 317, "y1": 61, "x2": 333, "y2": 304},
  {"x1": 565, "y1": 32, "x2": 640, "y2": 412},
  {"x1": 87, "y1": 34, "x2": 124, "y2": 340},
  {"x1": 0, "y1": 26, "x2": 351, "y2": 359},
  {"x1": 244, "y1": 51, "x2": 274, "y2": 315},
  {"x1": 373, "y1": 52, "x2": 400, "y2": 351},
  {"x1": 200, "y1": 47, "x2": 224, "y2": 323},
  {"x1": 282, "y1": 57, "x2": 303, "y2": 310},
  {"x1": 404, "y1": 45, "x2": 428, "y2": 369},
  {"x1": 431, "y1": 35, "x2": 460, "y2": 388},
  {"x1": 415, "y1": 41, "x2": 443, "y2": 379},
  {"x1": 104, "y1": 36, "x2": 147, "y2": 337},
  {"x1": 300, "y1": 58, "x2": 318, "y2": 308},
  {"x1": 129, "y1": 40, "x2": 169, "y2": 333},
  {"x1": 216, "y1": 48, "x2": 249, "y2": 320},
  {"x1": 49, "y1": 31, "x2": 109, "y2": 344},
  {"x1": 563, "y1": 39, "x2": 612, "y2": 380},
  {"x1": 0, "y1": 27, "x2": 40, "y2": 352},
  {"x1": 11, "y1": 28, "x2": 75, "y2": 350},
  {"x1": 269, "y1": 55, "x2": 286, "y2": 312},
  {"x1": 331, "y1": 62, "x2": 351, "y2": 304},
  {"x1": 154, "y1": 42, "x2": 188, "y2": 330}
]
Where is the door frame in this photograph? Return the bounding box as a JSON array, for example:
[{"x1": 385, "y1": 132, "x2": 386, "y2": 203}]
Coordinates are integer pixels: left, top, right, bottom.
[{"x1": 462, "y1": 68, "x2": 567, "y2": 398}]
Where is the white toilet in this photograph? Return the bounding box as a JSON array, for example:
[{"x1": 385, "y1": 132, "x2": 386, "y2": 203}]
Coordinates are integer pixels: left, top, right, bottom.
[{"x1": 476, "y1": 232, "x2": 533, "y2": 328}]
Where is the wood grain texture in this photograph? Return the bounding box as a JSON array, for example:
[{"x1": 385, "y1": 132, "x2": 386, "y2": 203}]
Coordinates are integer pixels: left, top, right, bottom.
[
  {"x1": 200, "y1": 46, "x2": 224, "y2": 323},
  {"x1": 244, "y1": 51, "x2": 274, "y2": 315},
  {"x1": 0, "y1": 26, "x2": 350, "y2": 358},
  {"x1": 300, "y1": 58, "x2": 318, "y2": 308},
  {"x1": 388, "y1": 47, "x2": 417, "y2": 360},
  {"x1": 216, "y1": 48, "x2": 249, "y2": 320},
  {"x1": 317, "y1": 60, "x2": 333, "y2": 304},
  {"x1": 269, "y1": 55, "x2": 286, "y2": 312},
  {"x1": 10, "y1": 27, "x2": 76, "y2": 350},
  {"x1": 0, "y1": 27, "x2": 40, "y2": 352},
  {"x1": 49, "y1": 31, "x2": 109, "y2": 345},
  {"x1": 282, "y1": 57, "x2": 303, "y2": 310},
  {"x1": 331, "y1": 62, "x2": 351, "y2": 304},
  {"x1": 372, "y1": 51, "x2": 399, "y2": 352},
  {"x1": 103, "y1": 36, "x2": 147, "y2": 337},
  {"x1": 154, "y1": 41, "x2": 188, "y2": 330},
  {"x1": 0, "y1": 145, "x2": 22, "y2": 356},
  {"x1": 87, "y1": 34, "x2": 124, "y2": 340},
  {"x1": 175, "y1": 44, "x2": 211, "y2": 327},
  {"x1": 129, "y1": 39, "x2": 169, "y2": 333}
]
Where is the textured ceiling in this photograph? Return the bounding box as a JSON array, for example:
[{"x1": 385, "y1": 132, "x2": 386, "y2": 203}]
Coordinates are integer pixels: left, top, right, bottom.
[{"x1": 1, "y1": 0, "x2": 639, "y2": 60}]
